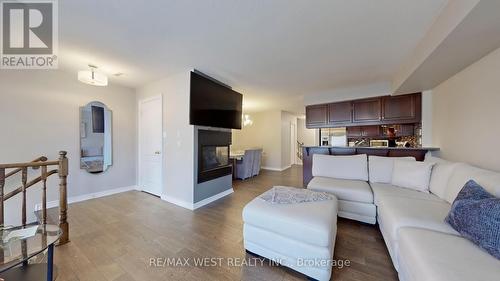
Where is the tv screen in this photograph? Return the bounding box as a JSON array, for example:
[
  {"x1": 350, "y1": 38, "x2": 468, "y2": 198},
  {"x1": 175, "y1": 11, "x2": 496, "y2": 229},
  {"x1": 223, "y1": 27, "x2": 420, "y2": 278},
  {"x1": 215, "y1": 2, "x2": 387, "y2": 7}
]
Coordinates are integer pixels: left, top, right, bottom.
[{"x1": 190, "y1": 71, "x2": 243, "y2": 129}]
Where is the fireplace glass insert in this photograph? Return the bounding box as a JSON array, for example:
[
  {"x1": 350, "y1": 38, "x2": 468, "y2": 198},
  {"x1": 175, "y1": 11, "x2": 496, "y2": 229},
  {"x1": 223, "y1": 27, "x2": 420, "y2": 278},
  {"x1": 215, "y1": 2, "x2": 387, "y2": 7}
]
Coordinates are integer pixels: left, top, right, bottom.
[
  {"x1": 197, "y1": 129, "x2": 232, "y2": 183},
  {"x1": 201, "y1": 145, "x2": 229, "y2": 171}
]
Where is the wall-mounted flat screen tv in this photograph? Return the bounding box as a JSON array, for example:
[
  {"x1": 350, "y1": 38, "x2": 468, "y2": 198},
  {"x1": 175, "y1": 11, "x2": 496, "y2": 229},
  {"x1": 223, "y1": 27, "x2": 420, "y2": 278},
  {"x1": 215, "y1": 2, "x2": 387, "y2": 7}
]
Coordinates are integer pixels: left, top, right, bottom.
[{"x1": 190, "y1": 71, "x2": 243, "y2": 129}]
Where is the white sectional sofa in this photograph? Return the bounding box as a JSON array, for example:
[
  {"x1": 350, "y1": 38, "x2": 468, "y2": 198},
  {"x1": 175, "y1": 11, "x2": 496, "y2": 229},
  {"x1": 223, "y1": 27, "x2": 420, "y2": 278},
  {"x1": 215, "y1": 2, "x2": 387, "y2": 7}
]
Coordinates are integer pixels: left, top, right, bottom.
[
  {"x1": 307, "y1": 153, "x2": 500, "y2": 281},
  {"x1": 307, "y1": 154, "x2": 376, "y2": 224}
]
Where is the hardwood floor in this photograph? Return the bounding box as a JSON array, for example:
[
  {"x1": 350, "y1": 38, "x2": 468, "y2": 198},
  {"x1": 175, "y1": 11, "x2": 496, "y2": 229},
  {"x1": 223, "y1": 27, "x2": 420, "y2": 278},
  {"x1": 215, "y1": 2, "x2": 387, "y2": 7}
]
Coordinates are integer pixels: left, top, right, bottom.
[{"x1": 50, "y1": 165, "x2": 398, "y2": 281}]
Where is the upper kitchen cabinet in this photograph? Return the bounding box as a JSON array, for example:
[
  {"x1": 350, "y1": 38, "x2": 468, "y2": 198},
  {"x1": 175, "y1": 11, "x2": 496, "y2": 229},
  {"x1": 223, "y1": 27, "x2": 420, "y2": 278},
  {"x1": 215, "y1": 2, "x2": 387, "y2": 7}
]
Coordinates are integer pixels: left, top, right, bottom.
[
  {"x1": 346, "y1": 126, "x2": 362, "y2": 138},
  {"x1": 381, "y1": 93, "x2": 421, "y2": 123},
  {"x1": 328, "y1": 101, "x2": 352, "y2": 125},
  {"x1": 305, "y1": 93, "x2": 421, "y2": 128},
  {"x1": 305, "y1": 104, "x2": 328, "y2": 128},
  {"x1": 352, "y1": 98, "x2": 381, "y2": 123},
  {"x1": 347, "y1": 126, "x2": 381, "y2": 138},
  {"x1": 381, "y1": 124, "x2": 415, "y2": 137}
]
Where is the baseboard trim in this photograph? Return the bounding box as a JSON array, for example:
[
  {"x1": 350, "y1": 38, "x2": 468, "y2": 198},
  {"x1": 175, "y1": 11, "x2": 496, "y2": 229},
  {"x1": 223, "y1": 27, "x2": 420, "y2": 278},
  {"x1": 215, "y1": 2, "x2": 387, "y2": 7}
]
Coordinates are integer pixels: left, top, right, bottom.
[
  {"x1": 35, "y1": 185, "x2": 138, "y2": 211},
  {"x1": 193, "y1": 188, "x2": 234, "y2": 210},
  {"x1": 36, "y1": 185, "x2": 235, "y2": 212},
  {"x1": 160, "y1": 195, "x2": 194, "y2": 210},
  {"x1": 261, "y1": 165, "x2": 291, "y2": 172},
  {"x1": 161, "y1": 188, "x2": 234, "y2": 210}
]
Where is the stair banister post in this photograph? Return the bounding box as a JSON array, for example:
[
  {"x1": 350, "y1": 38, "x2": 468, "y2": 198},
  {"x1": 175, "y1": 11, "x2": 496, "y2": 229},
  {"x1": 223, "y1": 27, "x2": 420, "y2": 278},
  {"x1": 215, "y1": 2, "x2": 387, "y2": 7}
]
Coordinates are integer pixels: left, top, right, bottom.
[
  {"x1": 41, "y1": 164, "x2": 47, "y2": 225},
  {"x1": 58, "y1": 151, "x2": 69, "y2": 245},
  {"x1": 0, "y1": 168, "x2": 4, "y2": 228},
  {"x1": 21, "y1": 167, "x2": 27, "y2": 226}
]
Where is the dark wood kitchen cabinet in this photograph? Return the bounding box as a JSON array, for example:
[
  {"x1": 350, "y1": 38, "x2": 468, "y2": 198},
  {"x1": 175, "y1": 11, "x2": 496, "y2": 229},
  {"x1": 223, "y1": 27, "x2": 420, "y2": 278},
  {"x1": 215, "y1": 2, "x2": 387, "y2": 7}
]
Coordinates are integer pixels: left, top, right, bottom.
[
  {"x1": 381, "y1": 124, "x2": 415, "y2": 137},
  {"x1": 328, "y1": 101, "x2": 352, "y2": 125},
  {"x1": 362, "y1": 126, "x2": 381, "y2": 137},
  {"x1": 346, "y1": 126, "x2": 362, "y2": 137},
  {"x1": 305, "y1": 104, "x2": 328, "y2": 128},
  {"x1": 382, "y1": 93, "x2": 421, "y2": 123},
  {"x1": 395, "y1": 124, "x2": 415, "y2": 136},
  {"x1": 352, "y1": 98, "x2": 381, "y2": 123},
  {"x1": 347, "y1": 126, "x2": 381, "y2": 138},
  {"x1": 305, "y1": 93, "x2": 421, "y2": 128}
]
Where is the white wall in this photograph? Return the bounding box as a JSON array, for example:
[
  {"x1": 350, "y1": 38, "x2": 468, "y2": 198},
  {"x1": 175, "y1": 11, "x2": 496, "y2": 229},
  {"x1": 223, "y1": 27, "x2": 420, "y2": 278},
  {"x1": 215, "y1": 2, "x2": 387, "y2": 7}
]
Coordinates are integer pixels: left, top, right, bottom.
[
  {"x1": 0, "y1": 70, "x2": 137, "y2": 225},
  {"x1": 281, "y1": 111, "x2": 297, "y2": 168},
  {"x1": 232, "y1": 110, "x2": 282, "y2": 170},
  {"x1": 432, "y1": 46, "x2": 500, "y2": 171},
  {"x1": 297, "y1": 118, "x2": 318, "y2": 146},
  {"x1": 136, "y1": 71, "x2": 195, "y2": 207},
  {"x1": 232, "y1": 110, "x2": 302, "y2": 170},
  {"x1": 421, "y1": 90, "x2": 433, "y2": 146}
]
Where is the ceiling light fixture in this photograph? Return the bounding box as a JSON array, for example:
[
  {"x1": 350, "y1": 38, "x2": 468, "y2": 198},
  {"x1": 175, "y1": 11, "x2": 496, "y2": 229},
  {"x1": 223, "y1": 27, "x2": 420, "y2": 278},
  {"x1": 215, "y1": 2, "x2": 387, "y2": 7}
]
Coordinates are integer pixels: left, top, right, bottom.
[{"x1": 78, "y1": 65, "x2": 108, "y2": 86}]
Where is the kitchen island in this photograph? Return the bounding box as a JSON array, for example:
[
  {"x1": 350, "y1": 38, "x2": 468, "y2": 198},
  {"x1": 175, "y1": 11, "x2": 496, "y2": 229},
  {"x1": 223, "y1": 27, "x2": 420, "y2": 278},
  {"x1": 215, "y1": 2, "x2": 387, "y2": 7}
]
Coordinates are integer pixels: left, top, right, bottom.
[{"x1": 302, "y1": 146, "x2": 439, "y2": 186}]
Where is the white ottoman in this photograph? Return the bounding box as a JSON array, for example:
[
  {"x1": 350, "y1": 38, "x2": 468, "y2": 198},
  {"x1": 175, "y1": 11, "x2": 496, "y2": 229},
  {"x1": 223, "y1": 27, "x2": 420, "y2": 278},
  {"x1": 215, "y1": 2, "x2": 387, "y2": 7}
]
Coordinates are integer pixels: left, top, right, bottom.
[{"x1": 242, "y1": 187, "x2": 338, "y2": 281}]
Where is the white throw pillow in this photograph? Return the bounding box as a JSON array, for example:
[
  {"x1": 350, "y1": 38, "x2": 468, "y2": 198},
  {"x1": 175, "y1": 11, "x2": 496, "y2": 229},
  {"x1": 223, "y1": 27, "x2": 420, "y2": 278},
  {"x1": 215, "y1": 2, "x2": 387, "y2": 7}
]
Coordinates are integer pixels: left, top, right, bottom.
[
  {"x1": 391, "y1": 160, "x2": 435, "y2": 192},
  {"x1": 368, "y1": 156, "x2": 416, "y2": 183},
  {"x1": 424, "y1": 156, "x2": 460, "y2": 200},
  {"x1": 312, "y1": 154, "x2": 368, "y2": 181}
]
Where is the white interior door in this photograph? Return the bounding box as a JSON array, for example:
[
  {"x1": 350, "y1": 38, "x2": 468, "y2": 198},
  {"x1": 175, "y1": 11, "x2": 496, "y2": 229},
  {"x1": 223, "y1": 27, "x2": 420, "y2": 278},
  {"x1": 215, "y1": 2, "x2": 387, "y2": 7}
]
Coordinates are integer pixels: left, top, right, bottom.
[{"x1": 139, "y1": 96, "x2": 163, "y2": 196}]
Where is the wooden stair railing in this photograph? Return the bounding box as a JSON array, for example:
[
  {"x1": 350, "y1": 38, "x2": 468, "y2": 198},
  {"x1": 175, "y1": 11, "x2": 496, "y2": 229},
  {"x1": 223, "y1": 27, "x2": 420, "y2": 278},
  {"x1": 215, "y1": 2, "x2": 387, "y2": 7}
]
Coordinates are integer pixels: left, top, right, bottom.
[
  {"x1": 0, "y1": 151, "x2": 69, "y2": 245},
  {"x1": 297, "y1": 141, "x2": 304, "y2": 161}
]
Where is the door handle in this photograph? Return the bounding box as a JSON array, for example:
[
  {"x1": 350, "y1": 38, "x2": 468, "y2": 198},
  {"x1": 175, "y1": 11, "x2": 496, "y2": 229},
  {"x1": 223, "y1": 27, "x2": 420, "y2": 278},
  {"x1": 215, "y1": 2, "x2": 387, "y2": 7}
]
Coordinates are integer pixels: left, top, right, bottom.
[{"x1": 154, "y1": 151, "x2": 161, "y2": 155}]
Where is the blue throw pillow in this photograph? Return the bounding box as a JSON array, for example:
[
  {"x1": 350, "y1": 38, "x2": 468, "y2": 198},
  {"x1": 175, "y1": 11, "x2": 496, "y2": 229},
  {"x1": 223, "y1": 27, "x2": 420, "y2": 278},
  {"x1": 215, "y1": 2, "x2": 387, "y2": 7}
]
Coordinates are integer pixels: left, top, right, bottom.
[{"x1": 445, "y1": 180, "x2": 500, "y2": 259}]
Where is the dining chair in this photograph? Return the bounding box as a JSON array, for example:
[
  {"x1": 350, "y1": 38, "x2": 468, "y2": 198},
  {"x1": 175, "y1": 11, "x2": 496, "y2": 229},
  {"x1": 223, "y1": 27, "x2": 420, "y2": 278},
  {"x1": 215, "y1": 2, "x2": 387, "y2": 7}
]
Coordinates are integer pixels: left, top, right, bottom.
[
  {"x1": 235, "y1": 150, "x2": 255, "y2": 180},
  {"x1": 252, "y1": 149, "x2": 263, "y2": 177}
]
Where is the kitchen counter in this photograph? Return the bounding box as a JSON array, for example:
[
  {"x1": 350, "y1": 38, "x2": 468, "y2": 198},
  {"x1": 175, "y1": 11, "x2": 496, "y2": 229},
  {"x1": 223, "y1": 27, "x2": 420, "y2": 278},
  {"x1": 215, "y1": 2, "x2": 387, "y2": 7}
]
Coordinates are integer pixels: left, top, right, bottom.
[{"x1": 301, "y1": 146, "x2": 439, "y2": 187}]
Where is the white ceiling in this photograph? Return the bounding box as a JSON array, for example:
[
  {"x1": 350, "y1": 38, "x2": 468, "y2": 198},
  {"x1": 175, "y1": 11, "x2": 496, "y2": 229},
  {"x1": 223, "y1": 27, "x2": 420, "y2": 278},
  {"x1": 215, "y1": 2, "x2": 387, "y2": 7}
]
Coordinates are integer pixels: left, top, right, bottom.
[{"x1": 58, "y1": 0, "x2": 448, "y2": 113}]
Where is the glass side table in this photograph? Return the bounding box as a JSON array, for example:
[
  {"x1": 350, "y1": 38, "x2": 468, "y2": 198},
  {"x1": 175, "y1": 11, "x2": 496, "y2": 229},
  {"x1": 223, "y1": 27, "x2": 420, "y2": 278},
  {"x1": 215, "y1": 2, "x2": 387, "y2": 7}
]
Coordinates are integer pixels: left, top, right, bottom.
[{"x1": 0, "y1": 224, "x2": 61, "y2": 281}]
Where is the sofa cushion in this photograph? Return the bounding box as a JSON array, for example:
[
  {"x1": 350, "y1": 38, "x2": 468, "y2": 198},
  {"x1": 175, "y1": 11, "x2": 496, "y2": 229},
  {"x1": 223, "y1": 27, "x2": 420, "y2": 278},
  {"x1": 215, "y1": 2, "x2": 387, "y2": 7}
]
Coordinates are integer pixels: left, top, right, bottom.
[
  {"x1": 370, "y1": 182, "x2": 442, "y2": 207},
  {"x1": 391, "y1": 160, "x2": 434, "y2": 193},
  {"x1": 398, "y1": 228, "x2": 500, "y2": 281},
  {"x1": 425, "y1": 156, "x2": 461, "y2": 200},
  {"x1": 337, "y1": 200, "x2": 377, "y2": 224},
  {"x1": 377, "y1": 196, "x2": 458, "y2": 245},
  {"x1": 445, "y1": 163, "x2": 500, "y2": 204},
  {"x1": 368, "y1": 155, "x2": 415, "y2": 184},
  {"x1": 312, "y1": 154, "x2": 368, "y2": 181},
  {"x1": 446, "y1": 180, "x2": 500, "y2": 259},
  {"x1": 242, "y1": 193, "x2": 337, "y2": 247},
  {"x1": 308, "y1": 177, "x2": 373, "y2": 203}
]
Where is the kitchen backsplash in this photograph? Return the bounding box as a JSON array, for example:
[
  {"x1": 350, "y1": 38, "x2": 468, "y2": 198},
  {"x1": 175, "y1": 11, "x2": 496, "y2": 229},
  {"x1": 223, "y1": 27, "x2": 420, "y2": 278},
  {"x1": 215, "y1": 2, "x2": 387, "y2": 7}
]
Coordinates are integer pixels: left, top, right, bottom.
[
  {"x1": 398, "y1": 135, "x2": 418, "y2": 148},
  {"x1": 347, "y1": 135, "x2": 419, "y2": 148}
]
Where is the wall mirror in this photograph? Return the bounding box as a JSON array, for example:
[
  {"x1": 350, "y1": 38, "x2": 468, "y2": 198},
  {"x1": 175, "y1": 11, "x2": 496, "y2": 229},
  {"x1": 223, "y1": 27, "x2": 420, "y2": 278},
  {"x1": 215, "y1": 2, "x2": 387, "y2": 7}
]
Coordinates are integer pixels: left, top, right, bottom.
[{"x1": 80, "y1": 101, "x2": 112, "y2": 173}]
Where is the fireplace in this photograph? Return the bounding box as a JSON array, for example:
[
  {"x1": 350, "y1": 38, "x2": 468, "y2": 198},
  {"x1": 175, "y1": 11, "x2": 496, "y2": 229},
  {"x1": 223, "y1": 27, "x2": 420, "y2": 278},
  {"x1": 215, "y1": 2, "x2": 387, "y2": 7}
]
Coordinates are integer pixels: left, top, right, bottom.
[
  {"x1": 201, "y1": 146, "x2": 229, "y2": 171},
  {"x1": 198, "y1": 129, "x2": 232, "y2": 183}
]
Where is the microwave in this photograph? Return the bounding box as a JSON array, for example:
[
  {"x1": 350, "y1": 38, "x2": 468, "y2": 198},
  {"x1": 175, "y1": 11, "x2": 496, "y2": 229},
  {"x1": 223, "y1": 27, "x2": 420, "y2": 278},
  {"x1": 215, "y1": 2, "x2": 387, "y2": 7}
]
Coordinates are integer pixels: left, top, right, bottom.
[{"x1": 370, "y1": 140, "x2": 389, "y2": 147}]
